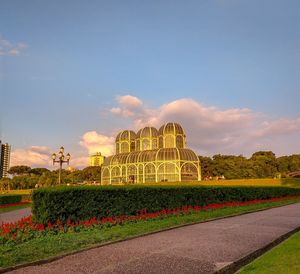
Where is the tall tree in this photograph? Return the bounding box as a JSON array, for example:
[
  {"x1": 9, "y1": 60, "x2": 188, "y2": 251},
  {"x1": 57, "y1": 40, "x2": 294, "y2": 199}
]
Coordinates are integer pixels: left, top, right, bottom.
[{"x1": 8, "y1": 166, "x2": 31, "y2": 176}]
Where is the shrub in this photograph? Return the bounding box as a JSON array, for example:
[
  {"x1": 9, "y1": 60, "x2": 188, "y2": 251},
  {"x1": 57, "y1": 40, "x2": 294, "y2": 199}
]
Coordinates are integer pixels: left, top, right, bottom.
[
  {"x1": 0, "y1": 195, "x2": 22, "y2": 205},
  {"x1": 32, "y1": 185, "x2": 300, "y2": 224}
]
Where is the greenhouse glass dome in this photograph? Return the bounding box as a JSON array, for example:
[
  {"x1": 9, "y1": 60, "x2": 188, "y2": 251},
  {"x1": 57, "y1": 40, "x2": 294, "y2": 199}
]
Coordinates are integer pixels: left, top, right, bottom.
[{"x1": 101, "y1": 122, "x2": 201, "y2": 184}]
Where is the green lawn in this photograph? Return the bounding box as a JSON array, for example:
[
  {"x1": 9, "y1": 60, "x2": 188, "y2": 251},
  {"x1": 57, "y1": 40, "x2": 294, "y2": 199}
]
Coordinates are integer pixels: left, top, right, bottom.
[
  {"x1": 1, "y1": 198, "x2": 300, "y2": 270},
  {"x1": 0, "y1": 203, "x2": 31, "y2": 214},
  {"x1": 146, "y1": 178, "x2": 300, "y2": 187},
  {"x1": 0, "y1": 189, "x2": 32, "y2": 195},
  {"x1": 238, "y1": 231, "x2": 300, "y2": 274}
]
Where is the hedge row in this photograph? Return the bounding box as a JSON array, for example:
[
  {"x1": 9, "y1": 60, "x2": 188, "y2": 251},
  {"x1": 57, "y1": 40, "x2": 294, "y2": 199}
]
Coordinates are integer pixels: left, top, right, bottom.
[
  {"x1": 0, "y1": 195, "x2": 22, "y2": 205},
  {"x1": 32, "y1": 186, "x2": 300, "y2": 224}
]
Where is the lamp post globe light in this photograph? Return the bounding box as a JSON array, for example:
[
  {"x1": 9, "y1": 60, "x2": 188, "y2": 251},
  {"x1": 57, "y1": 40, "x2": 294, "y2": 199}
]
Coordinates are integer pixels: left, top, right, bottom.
[{"x1": 52, "y1": 146, "x2": 71, "y2": 185}]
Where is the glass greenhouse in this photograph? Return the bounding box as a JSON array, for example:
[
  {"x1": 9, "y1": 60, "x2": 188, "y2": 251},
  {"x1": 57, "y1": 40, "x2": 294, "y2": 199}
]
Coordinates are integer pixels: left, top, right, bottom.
[{"x1": 101, "y1": 122, "x2": 201, "y2": 184}]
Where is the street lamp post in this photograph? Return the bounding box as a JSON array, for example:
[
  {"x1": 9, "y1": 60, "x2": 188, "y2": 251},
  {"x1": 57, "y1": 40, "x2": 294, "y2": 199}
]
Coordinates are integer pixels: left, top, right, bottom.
[{"x1": 52, "y1": 146, "x2": 71, "y2": 185}]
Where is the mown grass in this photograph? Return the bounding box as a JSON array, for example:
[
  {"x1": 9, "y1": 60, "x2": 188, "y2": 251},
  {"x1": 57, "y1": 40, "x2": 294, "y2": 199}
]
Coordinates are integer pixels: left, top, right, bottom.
[
  {"x1": 1, "y1": 198, "x2": 300, "y2": 269},
  {"x1": 145, "y1": 178, "x2": 300, "y2": 187},
  {"x1": 0, "y1": 189, "x2": 33, "y2": 195},
  {"x1": 0, "y1": 203, "x2": 31, "y2": 214},
  {"x1": 238, "y1": 231, "x2": 300, "y2": 274}
]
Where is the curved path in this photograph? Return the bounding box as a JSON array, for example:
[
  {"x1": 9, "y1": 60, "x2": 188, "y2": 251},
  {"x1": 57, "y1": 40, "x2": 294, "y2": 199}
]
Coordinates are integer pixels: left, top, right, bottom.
[
  {"x1": 0, "y1": 208, "x2": 31, "y2": 224},
  {"x1": 6, "y1": 202, "x2": 300, "y2": 274}
]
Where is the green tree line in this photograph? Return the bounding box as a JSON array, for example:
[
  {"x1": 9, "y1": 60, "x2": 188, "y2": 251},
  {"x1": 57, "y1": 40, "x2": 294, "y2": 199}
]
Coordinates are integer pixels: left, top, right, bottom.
[
  {"x1": 200, "y1": 151, "x2": 300, "y2": 180},
  {"x1": 0, "y1": 166, "x2": 102, "y2": 191}
]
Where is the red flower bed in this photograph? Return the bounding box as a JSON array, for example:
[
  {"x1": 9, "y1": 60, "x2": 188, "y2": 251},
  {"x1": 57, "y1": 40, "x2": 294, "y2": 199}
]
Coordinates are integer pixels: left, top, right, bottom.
[
  {"x1": 0, "y1": 201, "x2": 31, "y2": 209},
  {"x1": 1, "y1": 195, "x2": 300, "y2": 245}
]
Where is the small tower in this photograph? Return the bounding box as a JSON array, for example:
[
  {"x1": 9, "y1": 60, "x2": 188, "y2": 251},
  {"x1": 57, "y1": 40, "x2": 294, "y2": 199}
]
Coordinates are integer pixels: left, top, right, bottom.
[{"x1": 89, "y1": 152, "x2": 105, "y2": 167}]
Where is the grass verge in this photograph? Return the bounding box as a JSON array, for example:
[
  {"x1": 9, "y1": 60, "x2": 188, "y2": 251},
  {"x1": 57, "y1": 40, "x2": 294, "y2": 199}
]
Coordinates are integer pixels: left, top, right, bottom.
[
  {"x1": 146, "y1": 178, "x2": 300, "y2": 187},
  {"x1": 0, "y1": 190, "x2": 32, "y2": 195},
  {"x1": 0, "y1": 204, "x2": 31, "y2": 214},
  {"x1": 1, "y1": 198, "x2": 300, "y2": 270},
  {"x1": 238, "y1": 231, "x2": 300, "y2": 274}
]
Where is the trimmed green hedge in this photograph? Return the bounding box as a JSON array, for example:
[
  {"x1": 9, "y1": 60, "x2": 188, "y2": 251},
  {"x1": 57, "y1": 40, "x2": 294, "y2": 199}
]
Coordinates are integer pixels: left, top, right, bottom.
[
  {"x1": 0, "y1": 195, "x2": 22, "y2": 205},
  {"x1": 32, "y1": 186, "x2": 300, "y2": 224}
]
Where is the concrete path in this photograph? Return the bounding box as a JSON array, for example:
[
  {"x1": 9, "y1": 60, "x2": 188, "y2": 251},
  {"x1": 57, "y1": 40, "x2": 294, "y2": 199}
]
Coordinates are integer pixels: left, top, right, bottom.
[
  {"x1": 0, "y1": 208, "x2": 31, "y2": 224},
  {"x1": 6, "y1": 202, "x2": 300, "y2": 274}
]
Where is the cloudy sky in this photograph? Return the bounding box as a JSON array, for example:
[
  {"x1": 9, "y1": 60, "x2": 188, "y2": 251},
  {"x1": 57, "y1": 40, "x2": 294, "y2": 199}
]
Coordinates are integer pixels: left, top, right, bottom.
[{"x1": 1, "y1": 0, "x2": 300, "y2": 169}]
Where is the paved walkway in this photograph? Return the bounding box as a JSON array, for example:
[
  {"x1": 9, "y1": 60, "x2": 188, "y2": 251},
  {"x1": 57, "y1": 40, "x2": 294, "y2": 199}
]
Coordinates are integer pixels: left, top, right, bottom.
[
  {"x1": 0, "y1": 208, "x2": 31, "y2": 224},
  {"x1": 6, "y1": 202, "x2": 300, "y2": 274}
]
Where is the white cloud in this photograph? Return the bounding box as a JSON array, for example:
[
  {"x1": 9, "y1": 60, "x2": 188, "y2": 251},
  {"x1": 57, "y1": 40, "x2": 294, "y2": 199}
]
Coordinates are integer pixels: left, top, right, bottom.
[
  {"x1": 0, "y1": 36, "x2": 28, "y2": 56},
  {"x1": 110, "y1": 95, "x2": 146, "y2": 118},
  {"x1": 10, "y1": 132, "x2": 115, "y2": 169},
  {"x1": 110, "y1": 107, "x2": 122, "y2": 114},
  {"x1": 253, "y1": 118, "x2": 300, "y2": 138},
  {"x1": 11, "y1": 146, "x2": 52, "y2": 168},
  {"x1": 79, "y1": 131, "x2": 115, "y2": 156},
  {"x1": 11, "y1": 146, "x2": 89, "y2": 169},
  {"x1": 117, "y1": 95, "x2": 143, "y2": 108},
  {"x1": 70, "y1": 156, "x2": 89, "y2": 168}
]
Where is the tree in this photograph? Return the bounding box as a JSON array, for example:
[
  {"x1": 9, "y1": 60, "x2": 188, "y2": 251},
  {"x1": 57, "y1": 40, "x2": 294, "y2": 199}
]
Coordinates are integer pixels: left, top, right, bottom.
[
  {"x1": 198, "y1": 156, "x2": 213, "y2": 178},
  {"x1": 277, "y1": 154, "x2": 300, "y2": 177},
  {"x1": 8, "y1": 165, "x2": 31, "y2": 176},
  {"x1": 38, "y1": 172, "x2": 57, "y2": 187},
  {"x1": 81, "y1": 166, "x2": 102, "y2": 182},
  {"x1": 250, "y1": 151, "x2": 278, "y2": 178},
  {"x1": 211, "y1": 154, "x2": 249, "y2": 179},
  {"x1": 277, "y1": 156, "x2": 290, "y2": 175},
  {"x1": 9, "y1": 174, "x2": 39, "y2": 189},
  {"x1": 29, "y1": 168, "x2": 50, "y2": 176},
  {"x1": 66, "y1": 170, "x2": 85, "y2": 184}
]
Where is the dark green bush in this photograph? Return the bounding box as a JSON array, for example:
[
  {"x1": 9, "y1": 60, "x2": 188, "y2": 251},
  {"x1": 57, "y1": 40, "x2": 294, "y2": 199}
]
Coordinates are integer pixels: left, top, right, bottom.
[
  {"x1": 0, "y1": 195, "x2": 22, "y2": 205},
  {"x1": 32, "y1": 186, "x2": 300, "y2": 224}
]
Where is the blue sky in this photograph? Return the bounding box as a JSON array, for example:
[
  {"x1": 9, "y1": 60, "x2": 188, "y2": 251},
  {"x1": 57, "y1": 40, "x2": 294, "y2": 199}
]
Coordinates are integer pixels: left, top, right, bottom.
[{"x1": 1, "y1": 0, "x2": 300, "y2": 168}]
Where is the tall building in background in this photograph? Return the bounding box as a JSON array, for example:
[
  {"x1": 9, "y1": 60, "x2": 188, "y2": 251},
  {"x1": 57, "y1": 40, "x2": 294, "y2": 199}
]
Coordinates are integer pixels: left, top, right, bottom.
[
  {"x1": 89, "y1": 152, "x2": 105, "y2": 167},
  {"x1": 0, "y1": 141, "x2": 11, "y2": 178}
]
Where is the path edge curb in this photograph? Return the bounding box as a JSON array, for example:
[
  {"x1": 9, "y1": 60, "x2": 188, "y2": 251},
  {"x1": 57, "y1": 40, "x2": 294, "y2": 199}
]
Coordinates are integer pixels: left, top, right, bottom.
[{"x1": 215, "y1": 226, "x2": 300, "y2": 274}]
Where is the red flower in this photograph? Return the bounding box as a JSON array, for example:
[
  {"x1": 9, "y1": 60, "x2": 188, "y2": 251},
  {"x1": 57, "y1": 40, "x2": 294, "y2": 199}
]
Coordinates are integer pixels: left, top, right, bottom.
[
  {"x1": 56, "y1": 220, "x2": 62, "y2": 227},
  {"x1": 47, "y1": 221, "x2": 53, "y2": 229}
]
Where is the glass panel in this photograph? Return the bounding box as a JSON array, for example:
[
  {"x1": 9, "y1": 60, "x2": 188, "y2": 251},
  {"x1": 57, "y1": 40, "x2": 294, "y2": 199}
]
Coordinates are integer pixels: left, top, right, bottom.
[
  {"x1": 111, "y1": 167, "x2": 120, "y2": 176},
  {"x1": 165, "y1": 123, "x2": 174, "y2": 134},
  {"x1": 144, "y1": 163, "x2": 156, "y2": 183},
  {"x1": 165, "y1": 135, "x2": 175, "y2": 148},
  {"x1": 121, "y1": 142, "x2": 129, "y2": 153},
  {"x1": 128, "y1": 165, "x2": 137, "y2": 184},
  {"x1": 122, "y1": 131, "x2": 129, "y2": 140},
  {"x1": 142, "y1": 139, "x2": 150, "y2": 151},
  {"x1": 138, "y1": 164, "x2": 144, "y2": 183},
  {"x1": 157, "y1": 163, "x2": 179, "y2": 182},
  {"x1": 176, "y1": 136, "x2": 183, "y2": 148},
  {"x1": 130, "y1": 141, "x2": 136, "y2": 152},
  {"x1": 152, "y1": 138, "x2": 157, "y2": 149},
  {"x1": 102, "y1": 168, "x2": 110, "y2": 184},
  {"x1": 122, "y1": 166, "x2": 126, "y2": 176},
  {"x1": 159, "y1": 136, "x2": 163, "y2": 148},
  {"x1": 181, "y1": 163, "x2": 198, "y2": 181},
  {"x1": 111, "y1": 167, "x2": 121, "y2": 184}
]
